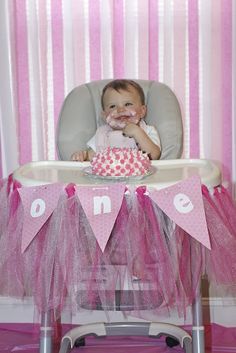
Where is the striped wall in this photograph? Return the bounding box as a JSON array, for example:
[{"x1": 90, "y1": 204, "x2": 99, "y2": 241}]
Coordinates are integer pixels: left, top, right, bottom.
[{"x1": 0, "y1": 0, "x2": 235, "y2": 192}]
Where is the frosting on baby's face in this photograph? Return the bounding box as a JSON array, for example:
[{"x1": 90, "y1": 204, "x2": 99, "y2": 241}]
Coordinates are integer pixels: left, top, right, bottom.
[
  {"x1": 102, "y1": 86, "x2": 146, "y2": 130},
  {"x1": 105, "y1": 110, "x2": 140, "y2": 129}
]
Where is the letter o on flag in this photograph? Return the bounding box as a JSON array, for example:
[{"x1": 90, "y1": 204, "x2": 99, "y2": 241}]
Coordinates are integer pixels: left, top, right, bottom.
[{"x1": 30, "y1": 198, "x2": 46, "y2": 218}]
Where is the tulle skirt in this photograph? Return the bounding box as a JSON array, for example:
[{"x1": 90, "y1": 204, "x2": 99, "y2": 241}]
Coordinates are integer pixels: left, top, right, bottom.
[{"x1": 0, "y1": 180, "x2": 236, "y2": 320}]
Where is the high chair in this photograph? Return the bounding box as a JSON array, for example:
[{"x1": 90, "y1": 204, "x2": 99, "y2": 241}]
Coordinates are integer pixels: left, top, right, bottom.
[
  {"x1": 13, "y1": 80, "x2": 221, "y2": 353},
  {"x1": 56, "y1": 79, "x2": 190, "y2": 353}
]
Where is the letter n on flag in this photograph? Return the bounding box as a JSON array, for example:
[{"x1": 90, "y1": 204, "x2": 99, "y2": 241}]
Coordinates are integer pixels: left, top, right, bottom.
[{"x1": 77, "y1": 183, "x2": 126, "y2": 252}]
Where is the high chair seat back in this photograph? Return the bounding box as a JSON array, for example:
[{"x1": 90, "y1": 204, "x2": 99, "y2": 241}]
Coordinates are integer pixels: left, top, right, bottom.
[{"x1": 57, "y1": 80, "x2": 183, "y2": 160}]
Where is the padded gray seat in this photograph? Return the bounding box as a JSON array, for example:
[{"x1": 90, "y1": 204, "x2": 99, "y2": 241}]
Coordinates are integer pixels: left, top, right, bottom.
[{"x1": 57, "y1": 79, "x2": 183, "y2": 160}]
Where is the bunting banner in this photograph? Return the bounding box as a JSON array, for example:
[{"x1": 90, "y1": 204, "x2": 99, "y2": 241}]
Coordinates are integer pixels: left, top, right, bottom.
[
  {"x1": 17, "y1": 176, "x2": 211, "y2": 253},
  {"x1": 149, "y1": 175, "x2": 211, "y2": 249},
  {"x1": 18, "y1": 183, "x2": 64, "y2": 253},
  {"x1": 77, "y1": 183, "x2": 126, "y2": 252}
]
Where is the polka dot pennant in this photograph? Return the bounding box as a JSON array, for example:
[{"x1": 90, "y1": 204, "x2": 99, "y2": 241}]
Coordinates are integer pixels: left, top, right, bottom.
[
  {"x1": 77, "y1": 183, "x2": 126, "y2": 252},
  {"x1": 18, "y1": 183, "x2": 64, "y2": 253},
  {"x1": 149, "y1": 175, "x2": 211, "y2": 249}
]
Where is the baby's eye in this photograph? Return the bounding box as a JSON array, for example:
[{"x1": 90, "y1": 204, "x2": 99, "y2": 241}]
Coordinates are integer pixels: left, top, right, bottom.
[
  {"x1": 109, "y1": 104, "x2": 116, "y2": 109},
  {"x1": 125, "y1": 102, "x2": 133, "y2": 107}
]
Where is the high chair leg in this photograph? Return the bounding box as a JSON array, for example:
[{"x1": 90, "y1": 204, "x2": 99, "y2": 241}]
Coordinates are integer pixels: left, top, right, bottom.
[
  {"x1": 40, "y1": 311, "x2": 53, "y2": 353},
  {"x1": 192, "y1": 285, "x2": 205, "y2": 353}
]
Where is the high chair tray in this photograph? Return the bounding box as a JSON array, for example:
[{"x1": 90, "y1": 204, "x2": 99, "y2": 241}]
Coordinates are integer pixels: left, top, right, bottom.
[{"x1": 14, "y1": 159, "x2": 221, "y2": 189}]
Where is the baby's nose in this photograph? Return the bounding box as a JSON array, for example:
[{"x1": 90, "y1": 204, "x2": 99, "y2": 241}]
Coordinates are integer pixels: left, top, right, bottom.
[{"x1": 117, "y1": 106, "x2": 125, "y2": 113}]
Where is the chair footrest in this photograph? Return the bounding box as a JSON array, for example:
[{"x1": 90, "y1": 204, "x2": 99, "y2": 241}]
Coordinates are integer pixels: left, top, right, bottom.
[{"x1": 59, "y1": 322, "x2": 192, "y2": 353}]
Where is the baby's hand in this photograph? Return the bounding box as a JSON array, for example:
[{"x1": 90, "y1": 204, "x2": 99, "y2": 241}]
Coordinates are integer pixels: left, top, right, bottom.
[
  {"x1": 122, "y1": 123, "x2": 140, "y2": 138},
  {"x1": 71, "y1": 150, "x2": 88, "y2": 161}
]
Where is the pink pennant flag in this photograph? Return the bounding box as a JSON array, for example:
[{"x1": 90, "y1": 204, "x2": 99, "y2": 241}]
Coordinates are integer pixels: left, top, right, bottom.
[
  {"x1": 18, "y1": 183, "x2": 64, "y2": 253},
  {"x1": 149, "y1": 175, "x2": 211, "y2": 249},
  {"x1": 77, "y1": 183, "x2": 126, "y2": 252}
]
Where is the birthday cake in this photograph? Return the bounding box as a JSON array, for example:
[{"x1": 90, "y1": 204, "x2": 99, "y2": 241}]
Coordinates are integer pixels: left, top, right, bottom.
[{"x1": 90, "y1": 147, "x2": 151, "y2": 177}]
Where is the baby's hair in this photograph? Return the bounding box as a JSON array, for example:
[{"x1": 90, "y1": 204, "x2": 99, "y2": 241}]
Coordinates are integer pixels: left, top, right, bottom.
[{"x1": 101, "y1": 79, "x2": 145, "y2": 109}]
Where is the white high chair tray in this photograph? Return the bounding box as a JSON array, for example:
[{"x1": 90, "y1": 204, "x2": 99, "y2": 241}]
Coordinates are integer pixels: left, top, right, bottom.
[{"x1": 14, "y1": 159, "x2": 221, "y2": 189}]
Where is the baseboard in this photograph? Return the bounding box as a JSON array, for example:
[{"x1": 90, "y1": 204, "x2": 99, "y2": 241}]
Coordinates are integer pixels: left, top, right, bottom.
[
  {"x1": 0, "y1": 297, "x2": 34, "y2": 323},
  {"x1": 202, "y1": 297, "x2": 236, "y2": 327},
  {"x1": 0, "y1": 296, "x2": 235, "y2": 327}
]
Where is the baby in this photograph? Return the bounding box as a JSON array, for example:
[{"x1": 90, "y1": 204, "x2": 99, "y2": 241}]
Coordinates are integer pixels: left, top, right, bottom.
[
  {"x1": 72, "y1": 79, "x2": 161, "y2": 279},
  {"x1": 71, "y1": 79, "x2": 161, "y2": 161}
]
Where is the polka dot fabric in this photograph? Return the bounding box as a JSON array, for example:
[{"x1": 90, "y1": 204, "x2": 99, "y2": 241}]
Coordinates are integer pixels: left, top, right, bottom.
[{"x1": 91, "y1": 147, "x2": 151, "y2": 177}]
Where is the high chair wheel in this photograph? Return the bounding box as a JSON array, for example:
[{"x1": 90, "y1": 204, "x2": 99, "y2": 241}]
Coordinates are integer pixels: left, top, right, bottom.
[
  {"x1": 75, "y1": 337, "x2": 86, "y2": 347},
  {"x1": 166, "y1": 336, "x2": 179, "y2": 347}
]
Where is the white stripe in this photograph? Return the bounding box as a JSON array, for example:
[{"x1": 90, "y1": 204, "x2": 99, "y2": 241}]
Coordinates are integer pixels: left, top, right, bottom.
[
  {"x1": 233, "y1": 0, "x2": 236, "y2": 198},
  {"x1": 163, "y1": 0, "x2": 174, "y2": 88},
  {"x1": 71, "y1": 0, "x2": 85, "y2": 85},
  {"x1": 124, "y1": 0, "x2": 139, "y2": 78},
  {"x1": 26, "y1": 0, "x2": 45, "y2": 162},
  {"x1": 40, "y1": 326, "x2": 53, "y2": 331},
  {"x1": 198, "y1": 0, "x2": 212, "y2": 159},
  {"x1": 137, "y1": 2, "x2": 148, "y2": 79},
  {"x1": 0, "y1": 0, "x2": 19, "y2": 175},
  {"x1": 84, "y1": 0, "x2": 90, "y2": 82},
  {"x1": 46, "y1": 0, "x2": 55, "y2": 160},
  {"x1": 184, "y1": 0, "x2": 190, "y2": 158},
  {"x1": 158, "y1": 0, "x2": 164, "y2": 82},
  {"x1": 62, "y1": 0, "x2": 74, "y2": 95},
  {"x1": 100, "y1": 0, "x2": 113, "y2": 78},
  {"x1": 192, "y1": 326, "x2": 204, "y2": 331}
]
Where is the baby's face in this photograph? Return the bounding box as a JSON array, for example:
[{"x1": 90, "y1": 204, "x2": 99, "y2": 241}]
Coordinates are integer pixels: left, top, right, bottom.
[{"x1": 102, "y1": 86, "x2": 146, "y2": 130}]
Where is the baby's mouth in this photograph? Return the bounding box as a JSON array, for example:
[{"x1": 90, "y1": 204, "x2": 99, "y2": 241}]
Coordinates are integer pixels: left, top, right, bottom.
[
  {"x1": 106, "y1": 111, "x2": 139, "y2": 129},
  {"x1": 117, "y1": 115, "x2": 130, "y2": 121}
]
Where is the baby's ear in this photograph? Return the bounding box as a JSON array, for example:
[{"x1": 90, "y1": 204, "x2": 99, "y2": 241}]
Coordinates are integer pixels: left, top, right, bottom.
[{"x1": 140, "y1": 105, "x2": 147, "y2": 119}]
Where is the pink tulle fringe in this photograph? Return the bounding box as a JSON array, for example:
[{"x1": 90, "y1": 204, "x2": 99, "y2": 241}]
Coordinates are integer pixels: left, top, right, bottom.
[{"x1": 0, "y1": 179, "x2": 236, "y2": 319}]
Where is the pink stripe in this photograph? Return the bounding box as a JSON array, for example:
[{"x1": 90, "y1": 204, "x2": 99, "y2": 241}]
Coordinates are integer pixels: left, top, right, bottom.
[
  {"x1": 113, "y1": 0, "x2": 124, "y2": 78},
  {"x1": 38, "y1": 0, "x2": 48, "y2": 158},
  {"x1": 210, "y1": 1, "x2": 222, "y2": 164},
  {"x1": 0, "y1": 123, "x2": 2, "y2": 178},
  {"x1": 188, "y1": 0, "x2": 199, "y2": 157},
  {"x1": 14, "y1": 0, "x2": 32, "y2": 165},
  {"x1": 221, "y1": 0, "x2": 232, "y2": 184},
  {"x1": 89, "y1": 0, "x2": 101, "y2": 80},
  {"x1": 148, "y1": 0, "x2": 159, "y2": 80},
  {"x1": 138, "y1": 2, "x2": 148, "y2": 79},
  {"x1": 51, "y1": 0, "x2": 64, "y2": 129},
  {"x1": 173, "y1": 1, "x2": 186, "y2": 114},
  {"x1": 72, "y1": 0, "x2": 86, "y2": 84}
]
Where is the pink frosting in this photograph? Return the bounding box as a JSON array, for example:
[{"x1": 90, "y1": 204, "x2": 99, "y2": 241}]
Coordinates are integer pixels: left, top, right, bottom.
[
  {"x1": 91, "y1": 147, "x2": 151, "y2": 177},
  {"x1": 105, "y1": 110, "x2": 140, "y2": 130}
]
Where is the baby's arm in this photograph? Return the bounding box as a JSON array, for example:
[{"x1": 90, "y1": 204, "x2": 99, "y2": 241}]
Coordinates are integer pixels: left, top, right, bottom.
[
  {"x1": 123, "y1": 123, "x2": 161, "y2": 160},
  {"x1": 71, "y1": 148, "x2": 95, "y2": 161}
]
